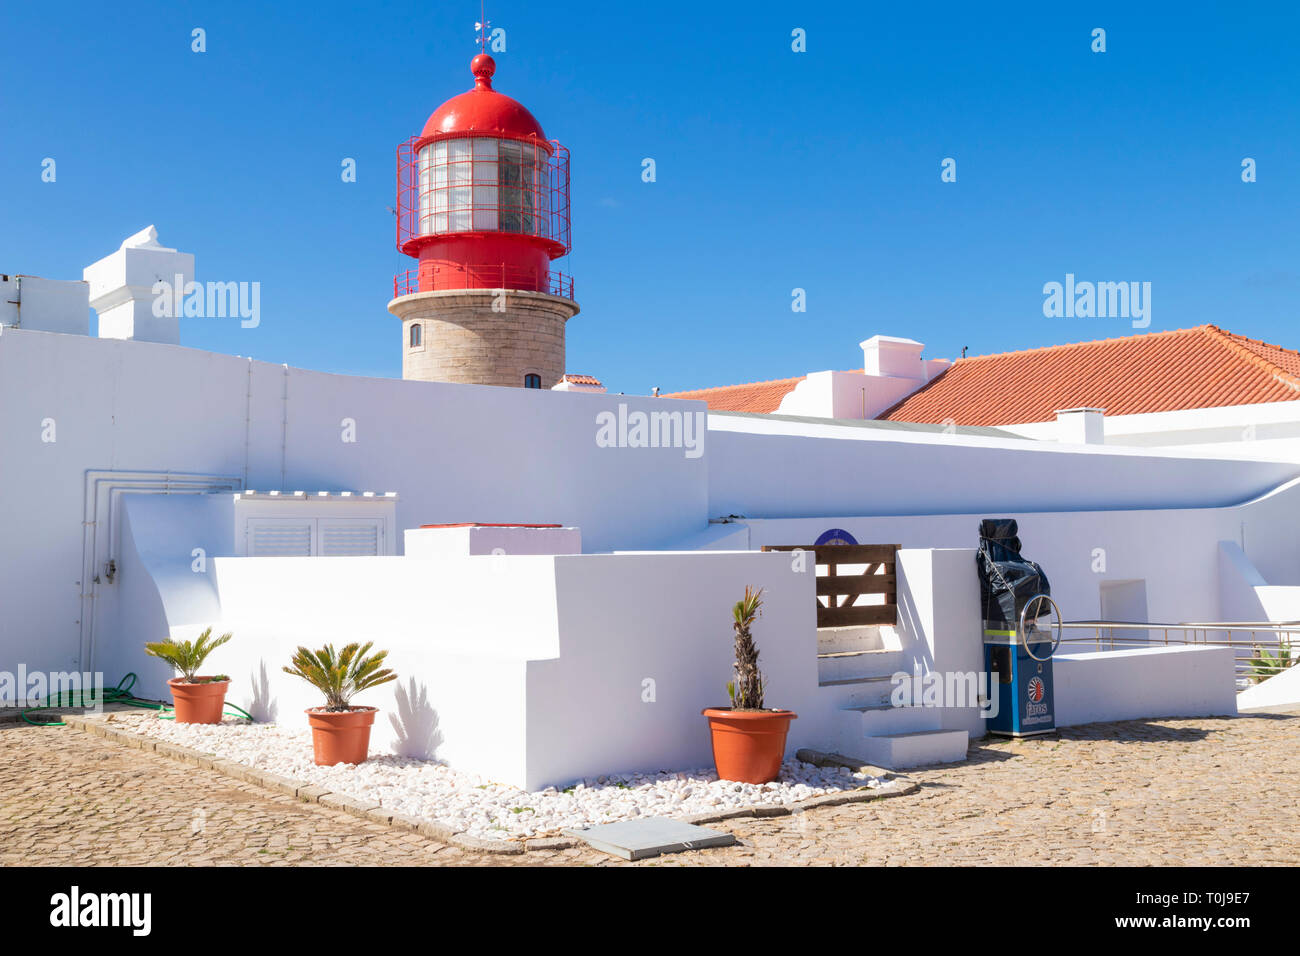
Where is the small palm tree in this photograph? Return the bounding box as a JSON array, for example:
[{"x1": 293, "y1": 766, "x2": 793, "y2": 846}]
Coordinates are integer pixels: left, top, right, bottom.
[
  {"x1": 1248, "y1": 638, "x2": 1293, "y2": 683},
  {"x1": 144, "y1": 628, "x2": 232, "y2": 683},
  {"x1": 728, "y1": 586, "x2": 766, "y2": 710},
  {"x1": 283, "y1": 642, "x2": 397, "y2": 711}
]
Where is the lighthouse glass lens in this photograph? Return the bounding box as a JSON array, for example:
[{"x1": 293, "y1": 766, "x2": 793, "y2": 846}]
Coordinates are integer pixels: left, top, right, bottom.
[
  {"x1": 498, "y1": 140, "x2": 522, "y2": 233},
  {"x1": 418, "y1": 142, "x2": 451, "y2": 234},
  {"x1": 472, "y1": 138, "x2": 499, "y2": 231},
  {"x1": 498, "y1": 141, "x2": 539, "y2": 235},
  {"x1": 446, "y1": 139, "x2": 473, "y2": 232},
  {"x1": 520, "y1": 143, "x2": 537, "y2": 234}
]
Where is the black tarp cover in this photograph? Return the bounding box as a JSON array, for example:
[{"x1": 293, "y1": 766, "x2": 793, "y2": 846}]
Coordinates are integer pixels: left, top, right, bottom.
[{"x1": 976, "y1": 518, "x2": 1051, "y2": 629}]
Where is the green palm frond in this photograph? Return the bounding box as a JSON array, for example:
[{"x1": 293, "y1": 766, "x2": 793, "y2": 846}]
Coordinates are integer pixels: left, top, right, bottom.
[
  {"x1": 144, "y1": 627, "x2": 232, "y2": 682},
  {"x1": 729, "y1": 586, "x2": 766, "y2": 710},
  {"x1": 283, "y1": 641, "x2": 398, "y2": 710},
  {"x1": 1248, "y1": 638, "x2": 1294, "y2": 683}
]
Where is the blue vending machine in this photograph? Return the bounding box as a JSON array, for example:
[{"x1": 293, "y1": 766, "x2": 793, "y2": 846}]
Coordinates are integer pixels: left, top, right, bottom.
[{"x1": 976, "y1": 520, "x2": 1061, "y2": 738}]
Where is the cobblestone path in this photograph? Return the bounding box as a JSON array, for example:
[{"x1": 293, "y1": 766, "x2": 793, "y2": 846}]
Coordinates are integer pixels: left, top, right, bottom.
[{"x1": 2, "y1": 710, "x2": 1295, "y2": 866}]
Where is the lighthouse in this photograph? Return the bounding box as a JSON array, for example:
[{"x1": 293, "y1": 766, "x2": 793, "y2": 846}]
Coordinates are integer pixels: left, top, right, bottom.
[{"x1": 389, "y1": 53, "x2": 578, "y2": 388}]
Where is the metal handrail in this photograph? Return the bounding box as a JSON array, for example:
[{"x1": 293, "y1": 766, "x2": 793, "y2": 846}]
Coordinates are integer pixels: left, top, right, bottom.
[
  {"x1": 1063, "y1": 621, "x2": 1300, "y2": 632},
  {"x1": 393, "y1": 266, "x2": 574, "y2": 299},
  {"x1": 1057, "y1": 620, "x2": 1297, "y2": 679}
]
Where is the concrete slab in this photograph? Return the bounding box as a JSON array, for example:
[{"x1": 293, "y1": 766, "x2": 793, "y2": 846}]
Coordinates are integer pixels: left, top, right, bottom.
[
  {"x1": 860, "y1": 728, "x2": 969, "y2": 769},
  {"x1": 562, "y1": 817, "x2": 737, "y2": 861}
]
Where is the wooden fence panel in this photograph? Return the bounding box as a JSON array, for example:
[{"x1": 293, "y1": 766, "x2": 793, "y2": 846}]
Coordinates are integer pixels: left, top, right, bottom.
[{"x1": 762, "y1": 543, "x2": 900, "y2": 627}]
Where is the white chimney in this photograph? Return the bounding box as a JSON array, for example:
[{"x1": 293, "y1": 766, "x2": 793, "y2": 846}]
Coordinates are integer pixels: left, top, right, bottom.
[
  {"x1": 861, "y1": 335, "x2": 925, "y2": 380},
  {"x1": 1056, "y1": 407, "x2": 1106, "y2": 445},
  {"x1": 84, "y1": 226, "x2": 194, "y2": 345}
]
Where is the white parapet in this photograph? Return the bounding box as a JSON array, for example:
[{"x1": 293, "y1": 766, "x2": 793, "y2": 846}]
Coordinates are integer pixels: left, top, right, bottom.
[
  {"x1": 1053, "y1": 645, "x2": 1238, "y2": 725},
  {"x1": 405, "y1": 523, "x2": 582, "y2": 557},
  {"x1": 84, "y1": 226, "x2": 194, "y2": 345},
  {"x1": 0, "y1": 274, "x2": 90, "y2": 335}
]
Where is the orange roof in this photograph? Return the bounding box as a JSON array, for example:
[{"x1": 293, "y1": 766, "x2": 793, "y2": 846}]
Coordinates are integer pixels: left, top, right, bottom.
[
  {"x1": 562, "y1": 373, "x2": 602, "y2": 386},
  {"x1": 666, "y1": 325, "x2": 1300, "y2": 424},
  {"x1": 665, "y1": 375, "x2": 806, "y2": 413},
  {"x1": 879, "y1": 325, "x2": 1300, "y2": 426}
]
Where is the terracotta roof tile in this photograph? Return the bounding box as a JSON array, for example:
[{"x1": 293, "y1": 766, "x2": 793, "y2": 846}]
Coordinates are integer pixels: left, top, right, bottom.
[
  {"x1": 562, "y1": 373, "x2": 602, "y2": 386},
  {"x1": 668, "y1": 325, "x2": 1300, "y2": 424},
  {"x1": 664, "y1": 375, "x2": 807, "y2": 413},
  {"x1": 878, "y1": 325, "x2": 1300, "y2": 426}
]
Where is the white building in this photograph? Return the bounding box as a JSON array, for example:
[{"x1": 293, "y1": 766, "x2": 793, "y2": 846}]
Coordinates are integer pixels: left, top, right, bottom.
[{"x1": 4, "y1": 225, "x2": 1297, "y2": 786}]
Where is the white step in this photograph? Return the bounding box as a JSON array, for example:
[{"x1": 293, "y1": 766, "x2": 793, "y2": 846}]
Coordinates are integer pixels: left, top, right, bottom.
[
  {"x1": 817, "y1": 648, "x2": 905, "y2": 684},
  {"x1": 817, "y1": 625, "x2": 889, "y2": 655},
  {"x1": 858, "y1": 729, "x2": 970, "y2": 769},
  {"x1": 819, "y1": 679, "x2": 896, "y2": 709},
  {"x1": 836, "y1": 704, "x2": 941, "y2": 750}
]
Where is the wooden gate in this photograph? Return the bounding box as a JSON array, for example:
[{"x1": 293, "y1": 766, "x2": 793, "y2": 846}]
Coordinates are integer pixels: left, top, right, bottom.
[{"x1": 761, "y1": 544, "x2": 899, "y2": 627}]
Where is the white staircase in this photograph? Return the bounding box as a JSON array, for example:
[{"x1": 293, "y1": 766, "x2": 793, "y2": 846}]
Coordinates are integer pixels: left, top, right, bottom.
[{"x1": 818, "y1": 625, "x2": 970, "y2": 769}]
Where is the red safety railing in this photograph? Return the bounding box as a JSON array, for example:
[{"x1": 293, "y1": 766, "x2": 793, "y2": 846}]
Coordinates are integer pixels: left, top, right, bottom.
[
  {"x1": 396, "y1": 137, "x2": 418, "y2": 253},
  {"x1": 393, "y1": 266, "x2": 574, "y2": 300},
  {"x1": 396, "y1": 135, "x2": 571, "y2": 257}
]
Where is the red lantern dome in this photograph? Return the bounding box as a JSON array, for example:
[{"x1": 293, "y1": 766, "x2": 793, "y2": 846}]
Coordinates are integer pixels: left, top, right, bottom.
[
  {"x1": 395, "y1": 55, "x2": 572, "y2": 299},
  {"x1": 418, "y1": 54, "x2": 547, "y2": 143}
]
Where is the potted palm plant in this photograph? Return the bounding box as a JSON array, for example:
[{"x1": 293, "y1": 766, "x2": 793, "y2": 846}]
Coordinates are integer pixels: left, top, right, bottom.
[
  {"x1": 144, "y1": 628, "x2": 233, "y2": 724},
  {"x1": 702, "y1": 586, "x2": 797, "y2": 783},
  {"x1": 283, "y1": 642, "x2": 397, "y2": 766}
]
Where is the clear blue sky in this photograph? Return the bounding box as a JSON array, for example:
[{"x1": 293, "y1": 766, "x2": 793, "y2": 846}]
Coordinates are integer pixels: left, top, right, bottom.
[{"x1": 2, "y1": 1, "x2": 1297, "y2": 394}]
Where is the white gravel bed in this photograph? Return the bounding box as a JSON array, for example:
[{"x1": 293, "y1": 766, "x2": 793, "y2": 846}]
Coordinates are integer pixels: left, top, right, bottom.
[{"x1": 116, "y1": 713, "x2": 882, "y2": 841}]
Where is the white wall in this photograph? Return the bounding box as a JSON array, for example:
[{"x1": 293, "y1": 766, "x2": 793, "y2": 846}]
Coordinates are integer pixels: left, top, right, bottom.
[
  {"x1": 706, "y1": 412, "x2": 1300, "y2": 520},
  {"x1": 533, "y1": 551, "x2": 824, "y2": 787},
  {"x1": 1054, "y1": 647, "x2": 1237, "y2": 724},
  {"x1": 0, "y1": 328, "x2": 708, "y2": 676},
  {"x1": 1001, "y1": 400, "x2": 1300, "y2": 454},
  {"x1": 894, "y1": 548, "x2": 987, "y2": 737},
  {"x1": 717, "y1": 476, "x2": 1300, "y2": 634},
  {"x1": 1218, "y1": 539, "x2": 1300, "y2": 620}
]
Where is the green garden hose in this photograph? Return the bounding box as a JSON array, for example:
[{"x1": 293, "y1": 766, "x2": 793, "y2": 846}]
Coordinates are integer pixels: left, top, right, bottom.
[{"x1": 20, "y1": 672, "x2": 253, "y2": 726}]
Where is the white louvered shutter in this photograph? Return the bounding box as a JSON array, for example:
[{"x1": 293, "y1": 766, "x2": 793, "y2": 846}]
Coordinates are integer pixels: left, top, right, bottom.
[
  {"x1": 318, "y1": 520, "x2": 383, "y2": 557},
  {"x1": 246, "y1": 519, "x2": 313, "y2": 556}
]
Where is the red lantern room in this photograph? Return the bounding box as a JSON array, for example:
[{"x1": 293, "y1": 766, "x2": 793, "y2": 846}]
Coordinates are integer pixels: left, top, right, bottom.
[{"x1": 395, "y1": 53, "x2": 572, "y2": 298}]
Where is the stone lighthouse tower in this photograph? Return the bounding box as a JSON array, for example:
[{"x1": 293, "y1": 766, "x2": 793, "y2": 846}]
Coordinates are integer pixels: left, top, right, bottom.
[{"x1": 389, "y1": 53, "x2": 578, "y2": 388}]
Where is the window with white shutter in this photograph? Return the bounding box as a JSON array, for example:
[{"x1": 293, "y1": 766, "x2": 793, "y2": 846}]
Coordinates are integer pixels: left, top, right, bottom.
[
  {"x1": 319, "y1": 520, "x2": 382, "y2": 557},
  {"x1": 246, "y1": 519, "x2": 313, "y2": 557},
  {"x1": 233, "y1": 492, "x2": 396, "y2": 557}
]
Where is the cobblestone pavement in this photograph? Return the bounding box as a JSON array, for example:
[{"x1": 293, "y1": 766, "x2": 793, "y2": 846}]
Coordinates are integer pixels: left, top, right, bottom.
[{"x1": 1, "y1": 710, "x2": 1296, "y2": 866}]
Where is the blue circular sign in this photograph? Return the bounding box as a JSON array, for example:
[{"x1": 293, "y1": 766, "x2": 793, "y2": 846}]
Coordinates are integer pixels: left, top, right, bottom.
[{"x1": 814, "y1": 528, "x2": 858, "y2": 547}]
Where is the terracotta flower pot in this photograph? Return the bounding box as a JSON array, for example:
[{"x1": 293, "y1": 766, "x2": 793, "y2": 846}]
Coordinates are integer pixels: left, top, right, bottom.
[
  {"x1": 702, "y1": 707, "x2": 797, "y2": 784},
  {"x1": 168, "y1": 677, "x2": 230, "y2": 724},
  {"x1": 306, "y1": 706, "x2": 378, "y2": 766}
]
